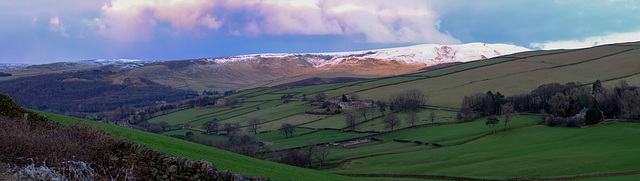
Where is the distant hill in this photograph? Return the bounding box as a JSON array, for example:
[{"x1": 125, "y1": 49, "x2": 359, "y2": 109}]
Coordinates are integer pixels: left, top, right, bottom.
[
  {"x1": 0, "y1": 70, "x2": 197, "y2": 114},
  {"x1": 1, "y1": 42, "x2": 529, "y2": 92}
]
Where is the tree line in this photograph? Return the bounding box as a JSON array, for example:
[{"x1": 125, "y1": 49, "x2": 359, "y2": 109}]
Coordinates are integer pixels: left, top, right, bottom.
[{"x1": 459, "y1": 80, "x2": 637, "y2": 127}]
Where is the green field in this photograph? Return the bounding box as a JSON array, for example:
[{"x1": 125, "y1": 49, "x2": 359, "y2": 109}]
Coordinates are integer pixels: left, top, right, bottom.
[
  {"x1": 36, "y1": 111, "x2": 357, "y2": 181},
  {"x1": 378, "y1": 115, "x2": 540, "y2": 146},
  {"x1": 257, "y1": 129, "x2": 372, "y2": 149},
  {"x1": 328, "y1": 122, "x2": 640, "y2": 179}
]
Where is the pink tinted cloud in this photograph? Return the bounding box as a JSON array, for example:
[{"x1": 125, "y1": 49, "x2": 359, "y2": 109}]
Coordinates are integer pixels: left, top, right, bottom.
[
  {"x1": 49, "y1": 16, "x2": 69, "y2": 37},
  {"x1": 97, "y1": 0, "x2": 459, "y2": 44},
  {"x1": 98, "y1": 0, "x2": 221, "y2": 41}
]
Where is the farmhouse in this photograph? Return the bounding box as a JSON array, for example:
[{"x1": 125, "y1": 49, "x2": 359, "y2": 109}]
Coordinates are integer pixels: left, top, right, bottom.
[
  {"x1": 338, "y1": 100, "x2": 374, "y2": 110},
  {"x1": 576, "y1": 107, "x2": 590, "y2": 119}
]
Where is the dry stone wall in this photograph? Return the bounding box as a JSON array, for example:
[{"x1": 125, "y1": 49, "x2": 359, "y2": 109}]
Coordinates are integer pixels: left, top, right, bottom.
[{"x1": 112, "y1": 138, "x2": 270, "y2": 181}]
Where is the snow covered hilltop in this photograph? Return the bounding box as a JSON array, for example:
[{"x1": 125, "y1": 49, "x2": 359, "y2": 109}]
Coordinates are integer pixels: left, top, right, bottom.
[{"x1": 204, "y1": 42, "x2": 531, "y2": 68}]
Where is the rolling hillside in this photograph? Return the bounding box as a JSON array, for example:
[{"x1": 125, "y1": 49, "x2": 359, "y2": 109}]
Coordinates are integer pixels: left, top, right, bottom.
[
  {"x1": 1, "y1": 42, "x2": 529, "y2": 92},
  {"x1": 142, "y1": 41, "x2": 640, "y2": 180},
  {"x1": 5, "y1": 41, "x2": 640, "y2": 180}
]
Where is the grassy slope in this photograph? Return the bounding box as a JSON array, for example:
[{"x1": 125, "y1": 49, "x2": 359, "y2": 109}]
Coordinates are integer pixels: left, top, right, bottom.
[
  {"x1": 330, "y1": 122, "x2": 640, "y2": 179},
  {"x1": 36, "y1": 111, "x2": 357, "y2": 181},
  {"x1": 317, "y1": 115, "x2": 540, "y2": 169}
]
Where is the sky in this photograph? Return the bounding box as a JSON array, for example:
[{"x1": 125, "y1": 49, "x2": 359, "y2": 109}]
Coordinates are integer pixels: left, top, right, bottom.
[{"x1": 1, "y1": 0, "x2": 640, "y2": 64}]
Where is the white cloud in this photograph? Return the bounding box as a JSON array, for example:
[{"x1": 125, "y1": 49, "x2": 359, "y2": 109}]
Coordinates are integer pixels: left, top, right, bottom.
[
  {"x1": 96, "y1": 0, "x2": 460, "y2": 44},
  {"x1": 48, "y1": 16, "x2": 69, "y2": 37},
  {"x1": 530, "y1": 31, "x2": 640, "y2": 50}
]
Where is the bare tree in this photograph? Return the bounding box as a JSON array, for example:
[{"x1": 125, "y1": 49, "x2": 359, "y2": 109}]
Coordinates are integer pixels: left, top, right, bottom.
[
  {"x1": 315, "y1": 92, "x2": 327, "y2": 102},
  {"x1": 376, "y1": 101, "x2": 387, "y2": 116},
  {"x1": 301, "y1": 141, "x2": 316, "y2": 168},
  {"x1": 248, "y1": 117, "x2": 261, "y2": 134},
  {"x1": 389, "y1": 89, "x2": 427, "y2": 113},
  {"x1": 228, "y1": 132, "x2": 259, "y2": 157},
  {"x1": 406, "y1": 111, "x2": 419, "y2": 126},
  {"x1": 223, "y1": 123, "x2": 239, "y2": 135},
  {"x1": 549, "y1": 93, "x2": 569, "y2": 114},
  {"x1": 344, "y1": 111, "x2": 357, "y2": 130},
  {"x1": 457, "y1": 107, "x2": 474, "y2": 122},
  {"x1": 203, "y1": 120, "x2": 219, "y2": 135},
  {"x1": 314, "y1": 144, "x2": 331, "y2": 169},
  {"x1": 382, "y1": 114, "x2": 401, "y2": 131},
  {"x1": 429, "y1": 110, "x2": 436, "y2": 123},
  {"x1": 280, "y1": 123, "x2": 295, "y2": 138},
  {"x1": 501, "y1": 103, "x2": 514, "y2": 131},
  {"x1": 622, "y1": 89, "x2": 640, "y2": 121},
  {"x1": 357, "y1": 107, "x2": 368, "y2": 121}
]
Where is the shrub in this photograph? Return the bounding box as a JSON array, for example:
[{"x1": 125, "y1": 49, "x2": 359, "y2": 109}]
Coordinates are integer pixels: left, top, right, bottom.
[
  {"x1": 566, "y1": 117, "x2": 586, "y2": 128},
  {"x1": 545, "y1": 116, "x2": 566, "y2": 127},
  {"x1": 557, "y1": 109, "x2": 566, "y2": 118},
  {"x1": 585, "y1": 108, "x2": 604, "y2": 125}
]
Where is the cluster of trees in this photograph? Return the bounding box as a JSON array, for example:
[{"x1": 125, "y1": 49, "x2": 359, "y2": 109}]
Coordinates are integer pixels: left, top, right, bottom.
[
  {"x1": 273, "y1": 143, "x2": 331, "y2": 168},
  {"x1": 280, "y1": 123, "x2": 296, "y2": 138},
  {"x1": 0, "y1": 72, "x2": 11, "y2": 77},
  {"x1": 202, "y1": 120, "x2": 243, "y2": 136},
  {"x1": 388, "y1": 89, "x2": 427, "y2": 113},
  {"x1": 280, "y1": 94, "x2": 294, "y2": 99},
  {"x1": 461, "y1": 80, "x2": 638, "y2": 127},
  {"x1": 201, "y1": 90, "x2": 219, "y2": 95},
  {"x1": 341, "y1": 89, "x2": 430, "y2": 131},
  {"x1": 461, "y1": 91, "x2": 507, "y2": 117},
  {"x1": 193, "y1": 96, "x2": 219, "y2": 107},
  {"x1": 510, "y1": 80, "x2": 628, "y2": 121}
]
